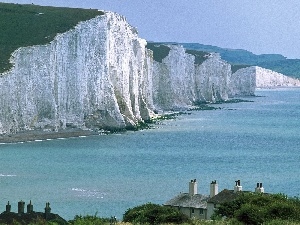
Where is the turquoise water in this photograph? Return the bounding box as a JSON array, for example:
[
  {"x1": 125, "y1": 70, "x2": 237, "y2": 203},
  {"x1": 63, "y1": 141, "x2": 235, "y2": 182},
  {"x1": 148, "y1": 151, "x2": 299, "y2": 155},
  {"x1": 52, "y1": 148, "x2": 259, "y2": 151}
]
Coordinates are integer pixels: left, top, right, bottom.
[{"x1": 0, "y1": 88, "x2": 299, "y2": 220}]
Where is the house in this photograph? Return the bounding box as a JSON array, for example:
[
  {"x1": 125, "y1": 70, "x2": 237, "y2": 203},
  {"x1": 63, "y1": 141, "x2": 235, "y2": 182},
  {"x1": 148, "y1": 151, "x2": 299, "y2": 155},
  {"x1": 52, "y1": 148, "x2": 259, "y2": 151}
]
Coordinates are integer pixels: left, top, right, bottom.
[
  {"x1": 207, "y1": 181, "x2": 265, "y2": 219},
  {"x1": 165, "y1": 179, "x2": 265, "y2": 220},
  {"x1": 164, "y1": 179, "x2": 210, "y2": 219}
]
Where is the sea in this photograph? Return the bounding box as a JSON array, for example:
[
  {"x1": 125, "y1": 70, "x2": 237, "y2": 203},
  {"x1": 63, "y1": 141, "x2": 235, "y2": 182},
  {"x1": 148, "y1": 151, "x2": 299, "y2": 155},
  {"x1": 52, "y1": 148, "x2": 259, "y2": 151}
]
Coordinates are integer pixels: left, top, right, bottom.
[{"x1": 0, "y1": 88, "x2": 299, "y2": 220}]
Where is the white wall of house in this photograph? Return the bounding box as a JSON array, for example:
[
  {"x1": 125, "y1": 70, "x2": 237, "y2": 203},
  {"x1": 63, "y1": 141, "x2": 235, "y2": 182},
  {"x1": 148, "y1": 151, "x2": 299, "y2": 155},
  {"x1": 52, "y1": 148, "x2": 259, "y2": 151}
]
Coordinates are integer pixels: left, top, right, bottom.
[{"x1": 178, "y1": 207, "x2": 207, "y2": 220}]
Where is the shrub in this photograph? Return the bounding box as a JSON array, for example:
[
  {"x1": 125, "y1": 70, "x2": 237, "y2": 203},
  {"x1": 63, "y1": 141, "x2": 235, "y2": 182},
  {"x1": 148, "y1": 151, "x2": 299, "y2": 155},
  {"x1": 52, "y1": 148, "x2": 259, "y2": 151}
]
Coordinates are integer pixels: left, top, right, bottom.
[
  {"x1": 68, "y1": 214, "x2": 113, "y2": 225},
  {"x1": 123, "y1": 203, "x2": 189, "y2": 224},
  {"x1": 234, "y1": 203, "x2": 265, "y2": 225},
  {"x1": 213, "y1": 193, "x2": 300, "y2": 225}
]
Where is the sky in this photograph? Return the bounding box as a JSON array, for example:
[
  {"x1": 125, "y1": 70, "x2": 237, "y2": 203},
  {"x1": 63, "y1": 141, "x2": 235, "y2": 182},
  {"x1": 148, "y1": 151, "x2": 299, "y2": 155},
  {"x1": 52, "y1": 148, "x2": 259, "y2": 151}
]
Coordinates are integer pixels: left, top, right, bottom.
[{"x1": 2, "y1": 0, "x2": 300, "y2": 59}]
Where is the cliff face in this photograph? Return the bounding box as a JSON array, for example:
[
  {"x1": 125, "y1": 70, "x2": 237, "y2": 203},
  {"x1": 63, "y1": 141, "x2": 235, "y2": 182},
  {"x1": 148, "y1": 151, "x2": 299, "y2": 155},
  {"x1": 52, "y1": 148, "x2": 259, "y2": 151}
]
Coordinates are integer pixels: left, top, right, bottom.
[
  {"x1": 229, "y1": 66, "x2": 256, "y2": 96},
  {"x1": 152, "y1": 45, "x2": 196, "y2": 110},
  {"x1": 194, "y1": 53, "x2": 231, "y2": 103},
  {"x1": 0, "y1": 12, "x2": 153, "y2": 134},
  {"x1": 1, "y1": 11, "x2": 299, "y2": 135},
  {"x1": 153, "y1": 47, "x2": 232, "y2": 110},
  {"x1": 230, "y1": 66, "x2": 300, "y2": 97},
  {"x1": 255, "y1": 66, "x2": 300, "y2": 87}
]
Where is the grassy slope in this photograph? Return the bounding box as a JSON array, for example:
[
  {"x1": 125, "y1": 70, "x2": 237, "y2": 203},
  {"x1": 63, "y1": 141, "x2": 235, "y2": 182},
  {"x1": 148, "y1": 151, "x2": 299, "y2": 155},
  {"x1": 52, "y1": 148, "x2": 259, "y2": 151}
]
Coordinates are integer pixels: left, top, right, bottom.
[
  {"x1": 0, "y1": 2, "x2": 103, "y2": 73},
  {"x1": 180, "y1": 43, "x2": 300, "y2": 78},
  {"x1": 146, "y1": 42, "x2": 171, "y2": 63},
  {"x1": 146, "y1": 42, "x2": 209, "y2": 65},
  {"x1": 185, "y1": 49, "x2": 208, "y2": 65},
  {"x1": 148, "y1": 42, "x2": 250, "y2": 73}
]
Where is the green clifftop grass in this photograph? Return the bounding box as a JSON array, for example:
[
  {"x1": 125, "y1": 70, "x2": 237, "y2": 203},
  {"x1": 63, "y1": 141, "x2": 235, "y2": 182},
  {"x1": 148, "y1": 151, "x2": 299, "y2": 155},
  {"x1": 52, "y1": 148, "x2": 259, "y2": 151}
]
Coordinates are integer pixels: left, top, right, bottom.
[
  {"x1": 180, "y1": 42, "x2": 300, "y2": 78},
  {"x1": 0, "y1": 2, "x2": 103, "y2": 73}
]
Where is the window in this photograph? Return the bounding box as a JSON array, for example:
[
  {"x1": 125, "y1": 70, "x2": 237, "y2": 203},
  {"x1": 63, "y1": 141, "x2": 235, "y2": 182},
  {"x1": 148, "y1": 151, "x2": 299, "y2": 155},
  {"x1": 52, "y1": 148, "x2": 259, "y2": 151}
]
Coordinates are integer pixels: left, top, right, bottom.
[
  {"x1": 191, "y1": 208, "x2": 194, "y2": 213},
  {"x1": 199, "y1": 208, "x2": 204, "y2": 215}
]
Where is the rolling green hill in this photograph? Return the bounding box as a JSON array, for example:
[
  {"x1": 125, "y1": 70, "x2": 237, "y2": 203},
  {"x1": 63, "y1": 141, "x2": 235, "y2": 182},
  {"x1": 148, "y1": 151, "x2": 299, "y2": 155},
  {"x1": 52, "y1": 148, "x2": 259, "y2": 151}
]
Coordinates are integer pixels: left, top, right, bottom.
[
  {"x1": 146, "y1": 42, "x2": 208, "y2": 65},
  {"x1": 179, "y1": 43, "x2": 300, "y2": 78},
  {"x1": 0, "y1": 2, "x2": 103, "y2": 73},
  {"x1": 147, "y1": 42, "x2": 250, "y2": 73},
  {"x1": 256, "y1": 59, "x2": 300, "y2": 78},
  {"x1": 180, "y1": 43, "x2": 287, "y2": 65}
]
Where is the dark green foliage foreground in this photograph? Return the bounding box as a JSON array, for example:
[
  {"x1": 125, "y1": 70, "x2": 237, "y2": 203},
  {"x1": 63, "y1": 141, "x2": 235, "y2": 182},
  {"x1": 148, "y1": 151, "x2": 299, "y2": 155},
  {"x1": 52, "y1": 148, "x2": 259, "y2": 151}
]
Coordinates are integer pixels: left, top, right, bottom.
[
  {"x1": 123, "y1": 203, "x2": 190, "y2": 224},
  {"x1": 213, "y1": 192, "x2": 300, "y2": 225},
  {"x1": 0, "y1": 2, "x2": 103, "y2": 73},
  {"x1": 68, "y1": 214, "x2": 114, "y2": 225}
]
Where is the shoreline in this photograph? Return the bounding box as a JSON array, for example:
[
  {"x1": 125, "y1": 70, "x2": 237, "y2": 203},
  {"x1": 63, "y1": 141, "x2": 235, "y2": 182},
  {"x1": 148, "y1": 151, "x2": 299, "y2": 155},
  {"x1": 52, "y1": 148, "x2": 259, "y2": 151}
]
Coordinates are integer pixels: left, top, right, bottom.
[
  {"x1": 0, "y1": 112, "x2": 181, "y2": 144},
  {"x1": 0, "y1": 128, "x2": 99, "y2": 144},
  {"x1": 0, "y1": 95, "x2": 270, "y2": 144}
]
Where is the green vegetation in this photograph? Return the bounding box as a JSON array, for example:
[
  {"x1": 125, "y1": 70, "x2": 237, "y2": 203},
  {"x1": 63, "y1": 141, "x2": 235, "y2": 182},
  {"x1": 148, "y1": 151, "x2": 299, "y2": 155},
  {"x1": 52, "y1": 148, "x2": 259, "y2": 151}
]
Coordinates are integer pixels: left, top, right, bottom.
[
  {"x1": 146, "y1": 42, "x2": 171, "y2": 63},
  {"x1": 0, "y1": 2, "x2": 103, "y2": 73},
  {"x1": 3, "y1": 196, "x2": 300, "y2": 225},
  {"x1": 190, "y1": 98, "x2": 253, "y2": 111},
  {"x1": 189, "y1": 103, "x2": 220, "y2": 111},
  {"x1": 146, "y1": 42, "x2": 209, "y2": 65},
  {"x1": 231, "y1": 64, "x2": 251, "y2": 73},
  {"x1": 214, "y1": 99, "x2": 254, "y2": 104},
  {"x1": 257, "y1": 59, "x2": 300, "y2": 79},
  {"x1": 185, "y1": 49, "x2": 208, "y2": 65},
  {"x1": 68, "y1": 214, "x2": 116, "y2": 225},
  {"x1": 179, "y1": 43, "x2": 287, "y2": 65},
  {"x1": 101, "y1": 112, "x2": 189, "y2": 133},
  {"x1": 213, "y1": 193, "x2": 300, "y2": 225},
  {"x1": 123, "y1": 203, "x2": 190, "y2": 224},
  {"x1": 178, "y1": 42, "x2": 300, "y2": 78}
]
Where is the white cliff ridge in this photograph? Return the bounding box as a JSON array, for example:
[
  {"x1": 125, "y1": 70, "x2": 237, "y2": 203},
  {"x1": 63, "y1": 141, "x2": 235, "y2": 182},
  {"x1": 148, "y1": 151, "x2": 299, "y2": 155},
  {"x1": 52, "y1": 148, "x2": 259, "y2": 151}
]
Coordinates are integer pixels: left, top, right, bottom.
[
  {"x1": 0, "y1": 11, "x2": 154, "y2": 134},
  {"x1": 255, "y1": 66, "x2": 300, "y2": 88},
  {"x1": 0, "y1": 11, "x2": 300, "y2": 136},
  {"x1": 230, "y1": 66, "x2": 300, "y2": 96},
  {"x1": 152, "y1": 47, "x2": 232, "y2": 110}
]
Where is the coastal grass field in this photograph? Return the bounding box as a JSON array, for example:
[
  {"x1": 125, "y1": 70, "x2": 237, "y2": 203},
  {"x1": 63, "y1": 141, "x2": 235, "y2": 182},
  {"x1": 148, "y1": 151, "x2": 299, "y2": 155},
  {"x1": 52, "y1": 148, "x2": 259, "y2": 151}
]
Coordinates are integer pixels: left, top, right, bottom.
[{"x1": 0, "y1": 2, "x2": 103, "y2": 73}]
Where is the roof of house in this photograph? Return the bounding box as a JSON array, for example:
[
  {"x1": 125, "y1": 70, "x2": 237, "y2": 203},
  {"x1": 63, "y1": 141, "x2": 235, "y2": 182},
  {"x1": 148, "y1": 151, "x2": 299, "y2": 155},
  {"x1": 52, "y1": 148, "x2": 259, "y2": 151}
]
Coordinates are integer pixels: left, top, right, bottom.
[
  {"x1": 164, "y1": 193, "x2": 209, "y2": 209},
  {"x1": 207, "y1": 189, "x2": 244, "y2": 204}
]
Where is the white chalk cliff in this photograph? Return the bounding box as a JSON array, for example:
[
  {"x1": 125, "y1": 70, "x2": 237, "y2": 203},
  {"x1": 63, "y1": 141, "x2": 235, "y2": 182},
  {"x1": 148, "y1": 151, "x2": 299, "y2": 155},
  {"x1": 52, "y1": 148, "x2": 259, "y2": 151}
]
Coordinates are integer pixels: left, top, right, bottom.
[
  {"x1": 255, "y1": 66, "x2": 300, "y2": 87},
  {"x1": 0, "y1": 11, "x2": 299, "y2": 135},
  {"x1": 0, "y1": 12, "x2": 153, "y2": 134},
  {"x1": 152, "y1": 47, "x2": 232, "y2": 110},
  {"x1": 230, "y1": 66, "x2": 300, "y2": 96}
]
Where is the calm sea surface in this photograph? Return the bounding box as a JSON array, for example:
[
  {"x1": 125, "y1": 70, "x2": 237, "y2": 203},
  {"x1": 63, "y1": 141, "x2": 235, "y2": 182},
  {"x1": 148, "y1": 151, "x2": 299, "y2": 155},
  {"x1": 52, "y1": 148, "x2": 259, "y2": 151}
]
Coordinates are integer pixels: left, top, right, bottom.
[{"x1": 0, "y1": 88, "x2": 299, "y2": 220}]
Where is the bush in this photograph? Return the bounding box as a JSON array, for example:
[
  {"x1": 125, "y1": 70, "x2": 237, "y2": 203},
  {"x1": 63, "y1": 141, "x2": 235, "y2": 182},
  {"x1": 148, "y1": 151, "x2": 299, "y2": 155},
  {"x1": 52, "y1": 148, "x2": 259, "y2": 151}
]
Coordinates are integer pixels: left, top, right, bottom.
[
  {"x1": 68, "y1": 214, "x2": 114, "y2": 225},
  {"x1": 123, "y1": 203, "x2": 189, "y2": 224},
  {"x1": 234, "y1": 203, "x2": 265, "y2": 225},
  {"x1": 213, "y1": 193, "x2": 300, "y2": 225}
]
